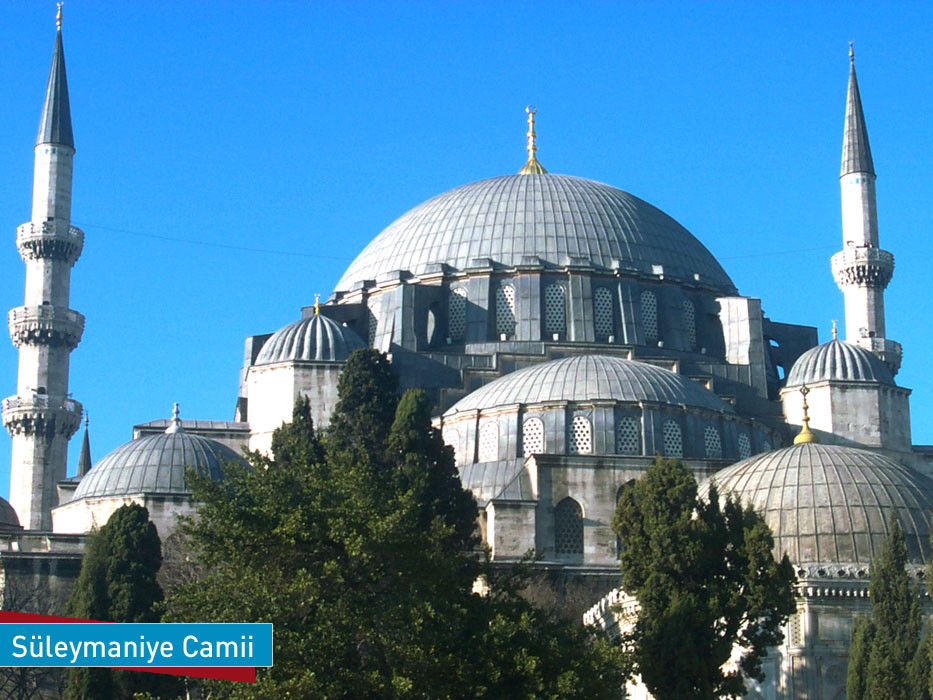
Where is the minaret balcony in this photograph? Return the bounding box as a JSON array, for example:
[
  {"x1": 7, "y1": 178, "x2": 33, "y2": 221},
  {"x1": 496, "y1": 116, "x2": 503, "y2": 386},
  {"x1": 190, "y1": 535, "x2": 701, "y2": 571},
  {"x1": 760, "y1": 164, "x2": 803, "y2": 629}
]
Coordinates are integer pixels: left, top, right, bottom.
[
  {"x1": 854, "y1": 336, "x2": 903, "y2": 376},
  {"x1": 16, "y1": 221, "x2": 84, "y2": 265},
  {"x1": 8, "y1": 305, "x2": 84, "y2": 349},
  {"x1": 831, "y1": 246, "x2": 894, "y2": 289},
  {"x1": 2, "y1": 395, "x2": 82, "y2": 438}
]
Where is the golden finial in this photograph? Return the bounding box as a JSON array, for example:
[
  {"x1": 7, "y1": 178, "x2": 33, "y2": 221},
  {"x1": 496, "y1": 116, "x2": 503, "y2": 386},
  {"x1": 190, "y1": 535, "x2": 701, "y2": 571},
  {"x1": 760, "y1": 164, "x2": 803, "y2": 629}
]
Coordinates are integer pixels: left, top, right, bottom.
[
  {"x1": 313, "y1": 293, "x2": 320, "y2": 315},
  {"x1": 831, "y1": 320, "x2": 838, "y2": 340},
  {"x1": 56, "y1": 3, "x2": 63, "y2": 30},
  {"x1": 794, "y1": 385, "x2": 818, "y2": 444},
  {"x1": 518, "y1": 105, "x2": 548, "y2": 175}
]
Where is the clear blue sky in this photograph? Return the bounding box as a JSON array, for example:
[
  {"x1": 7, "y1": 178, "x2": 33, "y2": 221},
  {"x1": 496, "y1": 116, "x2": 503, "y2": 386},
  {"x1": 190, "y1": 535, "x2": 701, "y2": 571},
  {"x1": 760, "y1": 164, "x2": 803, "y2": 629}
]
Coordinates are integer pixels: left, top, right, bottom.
[{"x1": 0, "y1": 2, "x2": 930, "y2": 499}]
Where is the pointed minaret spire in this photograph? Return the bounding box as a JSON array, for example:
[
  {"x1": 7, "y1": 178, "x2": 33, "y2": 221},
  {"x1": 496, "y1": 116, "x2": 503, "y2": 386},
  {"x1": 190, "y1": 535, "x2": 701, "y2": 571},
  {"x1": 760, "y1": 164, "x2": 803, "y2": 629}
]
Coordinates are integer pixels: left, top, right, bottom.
[
  {"x1": 841, "y1": 43, "x2": 873, "y2": 178},
  {"x1": 76, "y1": 413, "x2": 91, "y2": 477},
  {"x1": 37, "y1": 4, "x2": 74, "y2": 149}
]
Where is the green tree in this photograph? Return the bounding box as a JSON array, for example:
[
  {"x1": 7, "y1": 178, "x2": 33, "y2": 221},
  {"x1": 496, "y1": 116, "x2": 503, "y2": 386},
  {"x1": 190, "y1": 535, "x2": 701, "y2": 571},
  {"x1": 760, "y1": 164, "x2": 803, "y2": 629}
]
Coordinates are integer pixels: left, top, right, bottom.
[
  {"x1": 64, "y1": 504, "x2": 179, "y2": 700},
  {"x1": 169, "y1": 350, "x2": 627, "y2": 698},
  {"x1": 847, "y1": 516, "x2": 926, "y2": 700},
  {"x1": 612, "y1": 457, "x2": 796, "y2": 700}
]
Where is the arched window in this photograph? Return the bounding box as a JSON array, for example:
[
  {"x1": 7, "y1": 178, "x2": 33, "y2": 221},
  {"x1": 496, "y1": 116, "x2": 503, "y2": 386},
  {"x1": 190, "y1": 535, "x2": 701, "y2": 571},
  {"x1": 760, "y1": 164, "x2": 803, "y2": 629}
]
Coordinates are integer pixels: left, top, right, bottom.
[
  {"x1": 522, "y1": 417, "x2": 545, "y2": 456},
  {"x1": 495, "y1": 285, "x2": 516, "y2": 338},
  {"x1": 683, "y1": 299, "x2": 697, "y2": 350},
  {"x1": 704, "y1": 425, "x2": 722, "y2": 459},
  {"x1": 594, "y1": 287, "x2": 614, "y2": 340},
  {"x1": 442, "y1": 428, "x2": 460, "y2": 465},
  {"x1": 544, "y1": 284, "x2": 566, "y2": 336},
  {"x1": 662, "y1": 420, "x2": 683, "y2": 458},
  {"x1": 368, "y1": 310, "x2": 378, "y2": 346},
  {"x1": 478, "y1": 421, "x2": 499, "y2": 462},
  {"x1": 448, "y1": 288, "x2": 467, "y2": 342},
  {"x1": 641, "y1": 290, "x2": 658, "y2": 344},
  {"x1": 616, "y1": 416, "x2": 640, "y2": 455},
  {"x1": 568, "y1": 415, "x2": 592, "y2": 454},
  {"x1": 554, "y1": 497, "x2": 584, "y2": 555},
  {"x1": 738, "y1": 433, "x2": 752, "y2": 460}
]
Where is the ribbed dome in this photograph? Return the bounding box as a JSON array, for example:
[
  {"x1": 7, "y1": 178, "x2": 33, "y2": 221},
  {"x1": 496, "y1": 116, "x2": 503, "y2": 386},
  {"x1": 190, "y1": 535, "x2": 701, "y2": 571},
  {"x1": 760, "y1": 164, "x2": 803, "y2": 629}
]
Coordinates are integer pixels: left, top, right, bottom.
[
  {"x1": 700, "y1": 443, "x2": 933, "y2": 566},
  {"x1": 0, "y1": 497, "x2": 21, "y2": 530},
  {"x1": 73, "y1": 426, "x2": 248, "y2": 500},
  {"x1": 785, "y1": 339, "x2": 894, "y2": 388},
  {"x1": 445, "y1": 355, "x2": 733, "y2": 415},
  {"x1": 256, "y1": 313, "x2": 365, "y2": 365},
  {"x1": 335, "y1": 174, "x2": 735, "y2": 293}
]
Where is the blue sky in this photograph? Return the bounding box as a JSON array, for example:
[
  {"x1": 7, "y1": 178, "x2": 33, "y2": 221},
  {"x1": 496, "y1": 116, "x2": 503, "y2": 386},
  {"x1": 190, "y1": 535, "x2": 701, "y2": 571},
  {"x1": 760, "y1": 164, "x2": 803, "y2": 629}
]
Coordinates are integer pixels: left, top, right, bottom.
[{"x1": 0, "y1": 2, "x2": 930, "y2": 499}]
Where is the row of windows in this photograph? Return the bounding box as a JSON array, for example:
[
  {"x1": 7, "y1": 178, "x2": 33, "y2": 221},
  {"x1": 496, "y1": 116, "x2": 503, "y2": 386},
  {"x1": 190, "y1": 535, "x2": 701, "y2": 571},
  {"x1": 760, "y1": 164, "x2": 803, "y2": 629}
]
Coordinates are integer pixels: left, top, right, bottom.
[
  {"x1": 445, "y1": 417, "x2": 762, "y2": 463},
  {"x1": 439, "y1": 285, "x2": 699, "y2": 347}
]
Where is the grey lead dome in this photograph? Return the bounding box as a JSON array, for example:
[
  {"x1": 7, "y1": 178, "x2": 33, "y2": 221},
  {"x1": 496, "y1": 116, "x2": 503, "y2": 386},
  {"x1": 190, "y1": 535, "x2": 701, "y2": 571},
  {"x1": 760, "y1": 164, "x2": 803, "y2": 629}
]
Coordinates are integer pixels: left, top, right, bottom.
[
  {"x1": 785, "y1": 339, "x2": 895, "y2": 387},
  {"x1": 256, "y1": 313, "x2": 365, "y2": 365},
  {"x1": 700, "y1": 442, "x2": 933, "y2": 566},
  {"x1": 335, "y1": 174, "x2": 736, "y2": 293}
]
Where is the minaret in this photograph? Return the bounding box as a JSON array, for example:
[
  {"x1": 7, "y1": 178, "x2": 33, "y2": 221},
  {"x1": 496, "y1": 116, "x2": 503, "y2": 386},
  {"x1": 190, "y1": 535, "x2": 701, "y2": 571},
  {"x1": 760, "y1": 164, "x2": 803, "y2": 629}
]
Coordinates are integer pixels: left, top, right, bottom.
[
  {"x1": 831, "y1": 44, "x2": 901, "y2": 374},
  {"x1": 2, "y1": 6, "x2": 84, "y2": 530}
]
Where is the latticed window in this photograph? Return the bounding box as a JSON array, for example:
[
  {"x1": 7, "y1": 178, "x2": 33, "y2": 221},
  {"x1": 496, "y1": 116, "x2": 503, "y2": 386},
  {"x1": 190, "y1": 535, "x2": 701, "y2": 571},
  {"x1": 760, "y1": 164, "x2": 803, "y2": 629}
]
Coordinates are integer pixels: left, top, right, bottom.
[
  {"x1": 544, "y1": 284, "x2": 566, "y2": 336},
  {"x1": 641, "y1": 290, "x2": 658, "y2": 343},
  {"x1": 662, "y1": 420, "x2": 683, "y2": 457},
  {"x1": 762, "y1": 439, "x2": 772, "y2": 453},
  {"x1": 368, "y1": 311, "x2": 378, "y2": 346},
  {"x1": 554, "y1": 498, "x2": 584, "y2": 555},
  {"x1": 522, "y1": 417, "x2": 545, "y2": 456},
  {"x1": 616, "y1": 416, "x2": 640, "y2": 455},
  {"x1": 594, "y1": 287, "x2": 614, "y2": 339},
  {"x1": 704, "y1": 425, "x2": 722, "y2": 459},
  {"x1": 738, "y1": 433, "x2": 752, "y2": 460},
  {"x1": 448, "y1": 288, "x2": 467, "y2": 341},
  {"x1": 683, "y1": 299, "x2": 697, "y2": 350},
  {"x1": 442, "y1": 428, "x2": 460, "y2": 464},
  {"x1": 478, "y1": 421, "x2": 499, "y2": 462},
  {"x1": 568, "y1": 415, "x2": 592, "y2": 454},
  {"x1": 495, "y1": 285, "x2": 516, "y2": 338}
]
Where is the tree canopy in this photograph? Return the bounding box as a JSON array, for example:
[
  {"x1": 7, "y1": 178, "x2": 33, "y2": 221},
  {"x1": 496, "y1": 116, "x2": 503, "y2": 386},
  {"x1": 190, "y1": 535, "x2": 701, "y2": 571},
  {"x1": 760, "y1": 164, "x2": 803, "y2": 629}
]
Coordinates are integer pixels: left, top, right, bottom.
[{"x1": 612, "y1": 457, "x2": 796, "y2": 700}]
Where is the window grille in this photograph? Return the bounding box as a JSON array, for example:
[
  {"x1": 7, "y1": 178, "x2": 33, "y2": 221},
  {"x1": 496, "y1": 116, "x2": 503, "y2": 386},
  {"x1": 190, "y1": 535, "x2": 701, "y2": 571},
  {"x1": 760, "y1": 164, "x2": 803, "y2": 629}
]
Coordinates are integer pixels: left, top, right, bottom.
[
  {"x1": 368, "y1": 311, "x2": 378, "y2": 346},
  {"x1": 704, "y1": 425, "x2": 722, "y2": 459},
  {"x1": 616, "y1": 416, "x2": 640, "y2": 455},
  {"x1": 522, "y1": 417, "x2": 545, "y2": 456},
  {"x1": 554, "y1": 498, "x2": 584, "y2": 555},
  {"x1": 662, "y1": 420, "x2": 683, "y2": 457},
  {"x1": 762, "y1": 439, "x2": 772, "y2": 453},
  {"x1": 478, "y1": 421, "x2": 499, "y2": 462},
  {"x1": 448, "y1": 288, "x2": 467, "y2": 341},
  {"x1": 442, "y1": 428, "x2": 460, "y2": 464},
  {"x1": 738, "y1": 433, "x2": 752, "y2": 460},
  {"x1": 496, "y1": 285, "x2": 516, "y2": 338},
  {"x1": 544, "y1": 284, "x2": 566, "y2": 336},
  {"x1": 568, "y1": 415, "x2": 592, "y2": 454},
  {"x1": 683, "y1": 299, "x2": 697, "y2": 350},
  {"x1": 594, "y1": 287, "x2": 614, "y2": 339},
  {"x1": 641, "y1": 290, "x2": 658, "y2": 343}
]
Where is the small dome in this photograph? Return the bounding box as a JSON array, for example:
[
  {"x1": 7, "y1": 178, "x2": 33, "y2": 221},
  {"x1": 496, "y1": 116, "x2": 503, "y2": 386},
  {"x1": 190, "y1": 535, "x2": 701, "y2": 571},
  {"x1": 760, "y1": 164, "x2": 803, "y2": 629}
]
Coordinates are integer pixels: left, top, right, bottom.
[
  {"x1": 700, "y1": 443, "x2": 933, "y2": 566},
  {"x1": 0, "y1": 497, "x2": 21, "y2": 530},
  {"x1": 255, "y1": 313, "x2": 365, "y2": 365},
  {"x1": 785, "y1": 339, "x2": 894, "y2": 388},
  {"x1": 335, "y1": 174, "x2": 735, "y2": 294},
  {"x1": 445, "y1": 355, "x2": 733, "y2": 416},
  {"x1": 73, "y1": 421, "x2": 248, "y2": 500}
]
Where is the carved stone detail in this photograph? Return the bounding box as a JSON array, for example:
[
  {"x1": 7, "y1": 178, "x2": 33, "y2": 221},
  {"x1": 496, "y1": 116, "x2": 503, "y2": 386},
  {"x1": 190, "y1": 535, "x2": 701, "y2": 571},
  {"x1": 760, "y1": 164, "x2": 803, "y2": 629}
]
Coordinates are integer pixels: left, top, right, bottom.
[
  {"x1": 16, "y1": 221, "x2": 84, "y2": 264},
  {"x1": 8, "y1": 305, "x2": 84, "y2": 349},
  {"x1": 1, "y1": 395, "x2": 82, "y2": 439},
  {"x1": 831, "y1": 246, "x2": 894, "y2": 289}
]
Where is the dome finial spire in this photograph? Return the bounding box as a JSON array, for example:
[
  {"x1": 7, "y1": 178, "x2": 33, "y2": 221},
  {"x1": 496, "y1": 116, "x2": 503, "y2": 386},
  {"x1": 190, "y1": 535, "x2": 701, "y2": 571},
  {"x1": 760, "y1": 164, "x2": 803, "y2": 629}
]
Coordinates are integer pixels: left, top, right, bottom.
[
  {"x1": 165, "y1": 402, "x2": 183, "y2": 434},
  {"x1": 832, "y1": 319, "x2": 838, "y2": 340},
  {"x1": 314, "y1": 293, "x2": 320, "y2": 315},
  {"x1": 794, "y1": 385, "x2": 819, "y2": 444},
  {"x1": 56, "y1": 3, "x2": 63, "y2": 31},
  {"x1": 518, "y1": 105, "x2": 547, "y2": 175}
]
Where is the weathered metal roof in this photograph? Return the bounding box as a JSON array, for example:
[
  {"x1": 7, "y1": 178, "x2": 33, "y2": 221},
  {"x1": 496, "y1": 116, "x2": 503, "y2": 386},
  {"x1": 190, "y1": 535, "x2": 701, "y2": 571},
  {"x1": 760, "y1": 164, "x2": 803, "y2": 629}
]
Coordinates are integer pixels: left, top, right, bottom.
[
  {"x1": 37, "y1": 29, "x2": 74, "y2": 148},
  {"x1": 785, "y1": 339, "x2": 894, "y2": 388},
  {"x1": 255, "y1": 313, "x2": 365, "y2": 365},
  {"x1": 841, "y1": 50, "x2": 874, "y2": 177}
]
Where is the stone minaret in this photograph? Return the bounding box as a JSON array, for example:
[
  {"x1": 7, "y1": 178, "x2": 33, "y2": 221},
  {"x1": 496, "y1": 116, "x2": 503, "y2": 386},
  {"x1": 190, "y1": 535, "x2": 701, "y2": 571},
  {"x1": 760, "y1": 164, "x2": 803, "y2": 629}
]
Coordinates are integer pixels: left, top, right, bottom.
[
  {"x1": 2, "y1": 9, "x2": 84, "y2": 530},
  {"x1": 831, "y1": 45, "x2": 901, "y2": 374}
]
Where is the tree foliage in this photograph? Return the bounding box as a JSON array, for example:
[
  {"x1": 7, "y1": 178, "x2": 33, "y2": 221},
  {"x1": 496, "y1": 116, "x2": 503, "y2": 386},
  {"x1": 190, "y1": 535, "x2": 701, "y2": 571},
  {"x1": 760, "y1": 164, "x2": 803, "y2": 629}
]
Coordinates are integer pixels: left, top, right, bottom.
[
  {"x1": 847, "y1": 516, "x2": 927, "y2": 700},
  {"x1": 168, "y1": 348, "x2": 626, "y2": 698},
  {"x1": 64, "y1": 504, "x2": 179, "y2": 700},
  {"x1": 612, "y1": 457, "x2": 796, "y2": 700}
]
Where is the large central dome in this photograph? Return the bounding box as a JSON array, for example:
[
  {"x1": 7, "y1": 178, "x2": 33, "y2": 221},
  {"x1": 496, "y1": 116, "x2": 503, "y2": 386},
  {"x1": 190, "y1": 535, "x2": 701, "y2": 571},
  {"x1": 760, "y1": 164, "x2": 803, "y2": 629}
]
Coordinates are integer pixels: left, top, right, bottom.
[{"x1": 335, "y1": 174, "x2": 735, "y2": 293}]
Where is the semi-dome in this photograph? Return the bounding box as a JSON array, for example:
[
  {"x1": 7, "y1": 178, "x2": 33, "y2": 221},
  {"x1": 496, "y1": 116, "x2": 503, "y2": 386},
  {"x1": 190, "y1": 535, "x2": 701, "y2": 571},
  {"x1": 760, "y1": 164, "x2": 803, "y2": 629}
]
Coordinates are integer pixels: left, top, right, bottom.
[
  {"x1": 445, "y1": 354, "x2": 734, "y2": 416},
  {"x1": 700, "y1": 442, "x2": 933, "y2": 566},
  {"x1": 73, "y1": 415, "x2": 248, "y2": 500},
  {"x1": 335, "y1": 174, "x2": 736, "y2": 294},
  {"x1": 0, "y1": 497, "x2": 21, "y2": 530},
  {"x1": 255, "y1": 313, "x2": 365, "y2": 365},
  {"x1": 785, "y1": 339, "x2": 894, "y2": 388}
]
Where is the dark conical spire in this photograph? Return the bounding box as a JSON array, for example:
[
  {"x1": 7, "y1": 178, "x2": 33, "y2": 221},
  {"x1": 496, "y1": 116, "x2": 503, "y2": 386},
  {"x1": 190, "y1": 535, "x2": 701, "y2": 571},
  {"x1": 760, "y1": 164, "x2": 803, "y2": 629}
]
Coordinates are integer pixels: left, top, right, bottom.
[
  {"x1": 841, "y1": 43, "x2": 873, "y2": 177},
  {"x1": 76, "y1": 414, "x2": 91, "y2": 477},
  {"x1": 36, "y1": 18, "x2": 74, "y2": 148}
]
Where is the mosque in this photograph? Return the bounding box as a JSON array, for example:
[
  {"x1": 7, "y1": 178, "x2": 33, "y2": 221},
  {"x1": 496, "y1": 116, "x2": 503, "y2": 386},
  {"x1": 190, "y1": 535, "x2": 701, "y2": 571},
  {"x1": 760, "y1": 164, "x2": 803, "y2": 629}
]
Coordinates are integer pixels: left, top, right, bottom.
[{"x1": 2, "y1": 12, "x2": 931, "y2": 700}]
